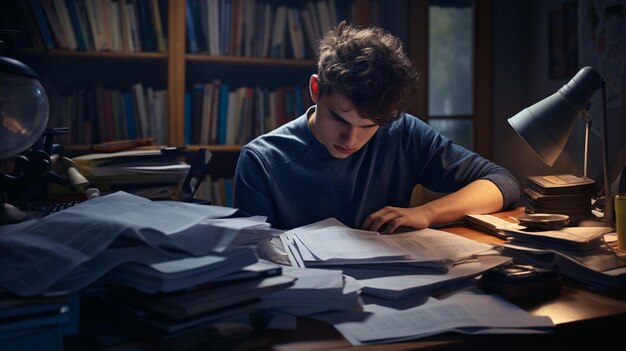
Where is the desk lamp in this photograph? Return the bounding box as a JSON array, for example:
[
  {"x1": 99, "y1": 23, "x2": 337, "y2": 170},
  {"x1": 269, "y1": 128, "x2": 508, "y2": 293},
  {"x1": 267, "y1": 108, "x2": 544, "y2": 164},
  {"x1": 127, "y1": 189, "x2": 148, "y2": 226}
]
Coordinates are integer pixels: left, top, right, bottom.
[
  {"x1": 0, "y1": 56, "x2": 50, "y2": 223},
  {"x1": 507, "y1": 66, "x2": 612, "y2": 224}
]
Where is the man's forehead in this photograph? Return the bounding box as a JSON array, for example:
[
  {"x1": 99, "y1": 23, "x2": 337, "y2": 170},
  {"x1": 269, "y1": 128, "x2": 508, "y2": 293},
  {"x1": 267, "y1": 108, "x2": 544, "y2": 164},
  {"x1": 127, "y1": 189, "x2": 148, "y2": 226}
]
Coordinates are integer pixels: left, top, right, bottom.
[
  {"x1": 336, "y1": 94, "x2": 354, "y2": 112},
  {"x1": 325, "y1": 92, "x2": 378, "y2": 127}
]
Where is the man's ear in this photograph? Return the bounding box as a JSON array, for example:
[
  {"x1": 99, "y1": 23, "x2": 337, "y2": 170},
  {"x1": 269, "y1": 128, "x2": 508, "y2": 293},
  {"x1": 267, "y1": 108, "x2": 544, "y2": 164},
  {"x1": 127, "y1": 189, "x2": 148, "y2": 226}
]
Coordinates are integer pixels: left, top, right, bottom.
[{"x1": 309, "y1": 74, "x2": 319, "y2": 103}]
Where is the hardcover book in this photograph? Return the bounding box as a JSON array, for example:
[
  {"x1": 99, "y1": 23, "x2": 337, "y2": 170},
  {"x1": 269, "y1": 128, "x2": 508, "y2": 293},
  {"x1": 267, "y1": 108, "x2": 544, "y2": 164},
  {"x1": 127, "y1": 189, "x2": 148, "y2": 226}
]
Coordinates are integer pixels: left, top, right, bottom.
[{"x1": 527, "y1": 174, "x2": 595, "y2": 195}]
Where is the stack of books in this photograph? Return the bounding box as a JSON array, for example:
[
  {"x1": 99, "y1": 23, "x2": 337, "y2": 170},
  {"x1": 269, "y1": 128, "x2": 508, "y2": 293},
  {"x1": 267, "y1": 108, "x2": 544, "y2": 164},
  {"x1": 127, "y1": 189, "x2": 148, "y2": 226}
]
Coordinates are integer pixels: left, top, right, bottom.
[
  {"x1": 522, "y1": 174, "x2": 596, "y2": 225},
  {"x1": 81, "y1": 261, "x2": 295, "y2": 348},
  {"x1": 73, "y1": 149, "x2": 190, "y2": 200}
]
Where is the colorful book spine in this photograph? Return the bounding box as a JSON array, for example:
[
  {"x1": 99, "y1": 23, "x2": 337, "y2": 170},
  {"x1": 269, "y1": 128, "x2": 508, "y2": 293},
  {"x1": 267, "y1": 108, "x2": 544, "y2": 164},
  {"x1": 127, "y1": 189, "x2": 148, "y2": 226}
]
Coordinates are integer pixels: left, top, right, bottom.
[
  {"x1": 184, "y1": 92, "x2": 192, "y2": 145},
  {"x1": 136, "y1": 0, "x2": 156, "y2": 52},
  {"x1": 218, "y1": 83, "x2": 229, "y2": 145},
  {"x1": 124, "y1": 91, "x2": 137, "y2": 139},
  {"x1": 185, "y1": 0, "x2": 199, "y2": 53},
  {"x1": 28, "y1": 0, "x2": 56, "y2": 49},
  {"x1": 64, "y1": 0, "x2": 86, "y2": 50}
]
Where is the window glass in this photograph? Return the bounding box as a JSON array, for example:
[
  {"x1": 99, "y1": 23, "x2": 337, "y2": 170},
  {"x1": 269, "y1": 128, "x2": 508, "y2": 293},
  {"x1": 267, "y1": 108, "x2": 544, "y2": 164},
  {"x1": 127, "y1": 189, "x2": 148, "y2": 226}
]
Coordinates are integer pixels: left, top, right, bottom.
[
  {"x1": 428, "y1": 0, "x2": 473, "y2": 116},
  {"x1": 429, "y1": 118, "x2": 473, "y2": 150}
]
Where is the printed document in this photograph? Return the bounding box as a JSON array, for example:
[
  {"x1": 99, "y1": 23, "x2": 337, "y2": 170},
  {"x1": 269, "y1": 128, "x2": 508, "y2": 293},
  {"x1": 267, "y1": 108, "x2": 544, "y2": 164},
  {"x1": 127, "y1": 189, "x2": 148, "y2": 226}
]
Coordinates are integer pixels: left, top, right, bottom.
[
  {"x1": 281, "y1": 218, "x2": 493, "y2": 268},
  {"x1": 0, "y1": 192, "x2": 272, "y2": 295},
  {"x1": 316, "y1": 290, "x2": 554, "y2": 345}
]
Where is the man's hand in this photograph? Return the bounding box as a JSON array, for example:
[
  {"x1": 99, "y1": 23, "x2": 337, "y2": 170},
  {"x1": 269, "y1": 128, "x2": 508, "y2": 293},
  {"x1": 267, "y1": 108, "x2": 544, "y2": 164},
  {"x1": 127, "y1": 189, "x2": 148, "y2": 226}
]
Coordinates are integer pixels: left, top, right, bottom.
[
  {"x1": 362, "y1": 206, "x2": 433, "y2": 234},
  {"x1": 362, "y1": 180, "x2": 505, "y2": 234}
]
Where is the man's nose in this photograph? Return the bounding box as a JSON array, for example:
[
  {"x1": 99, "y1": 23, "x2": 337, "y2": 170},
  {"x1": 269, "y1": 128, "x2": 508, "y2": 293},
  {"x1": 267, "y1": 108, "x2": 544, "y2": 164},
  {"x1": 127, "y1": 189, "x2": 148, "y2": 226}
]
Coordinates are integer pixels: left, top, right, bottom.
[{"x1": 340, "y1": 125, "x2": 359, "y2": 146}]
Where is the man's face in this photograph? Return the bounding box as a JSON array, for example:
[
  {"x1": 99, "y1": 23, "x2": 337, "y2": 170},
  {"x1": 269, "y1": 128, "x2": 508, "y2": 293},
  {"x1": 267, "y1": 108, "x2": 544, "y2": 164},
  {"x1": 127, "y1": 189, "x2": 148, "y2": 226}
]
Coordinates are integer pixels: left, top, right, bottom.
[{"x1": 308, "y1": 91, "x2": 380, "y2": 159}]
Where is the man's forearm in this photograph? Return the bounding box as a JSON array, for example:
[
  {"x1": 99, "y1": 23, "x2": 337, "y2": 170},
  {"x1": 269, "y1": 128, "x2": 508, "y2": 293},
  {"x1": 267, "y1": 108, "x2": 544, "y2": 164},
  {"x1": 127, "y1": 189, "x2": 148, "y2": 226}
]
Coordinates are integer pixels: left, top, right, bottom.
[{"x1": 419, "y1": 179, "x2": 504, "y2": 226}]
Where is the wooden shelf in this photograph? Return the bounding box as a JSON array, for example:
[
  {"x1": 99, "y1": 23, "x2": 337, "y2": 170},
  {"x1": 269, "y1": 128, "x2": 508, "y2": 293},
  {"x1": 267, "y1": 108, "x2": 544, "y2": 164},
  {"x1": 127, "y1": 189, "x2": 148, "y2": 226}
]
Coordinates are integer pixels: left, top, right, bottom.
[
  {"x1": 186, "y1": 54, "x2": 316, "y2": 67},
  {"x1": 20, "y1": 49, "x2": 167, "y2": 60},
  {"x1": 185, "y1": 145, "x2": 243, "y2": 152}
]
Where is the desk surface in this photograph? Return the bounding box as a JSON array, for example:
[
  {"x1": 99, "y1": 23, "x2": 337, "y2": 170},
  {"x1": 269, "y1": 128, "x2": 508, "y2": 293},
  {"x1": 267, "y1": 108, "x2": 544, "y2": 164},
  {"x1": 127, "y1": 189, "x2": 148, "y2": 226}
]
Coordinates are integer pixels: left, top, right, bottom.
[{"x1": 239, "y1": 207, "x2": 626, "y2": 351}]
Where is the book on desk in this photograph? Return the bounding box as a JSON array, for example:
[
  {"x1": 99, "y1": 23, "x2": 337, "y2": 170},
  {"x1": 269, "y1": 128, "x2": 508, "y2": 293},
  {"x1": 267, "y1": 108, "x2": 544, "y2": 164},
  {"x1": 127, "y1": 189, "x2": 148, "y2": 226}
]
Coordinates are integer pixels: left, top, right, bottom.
[{"x1": 523, "y1": 174, "x2": 596, "y2": 225}]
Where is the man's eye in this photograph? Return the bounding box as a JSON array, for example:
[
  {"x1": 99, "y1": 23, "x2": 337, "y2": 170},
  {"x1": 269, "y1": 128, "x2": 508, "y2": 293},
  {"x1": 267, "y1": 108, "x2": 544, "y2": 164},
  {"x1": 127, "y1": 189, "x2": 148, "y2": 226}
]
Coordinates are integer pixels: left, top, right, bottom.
[{"x1": 331, "y1": 113, "x2": 346, "y2": 123}]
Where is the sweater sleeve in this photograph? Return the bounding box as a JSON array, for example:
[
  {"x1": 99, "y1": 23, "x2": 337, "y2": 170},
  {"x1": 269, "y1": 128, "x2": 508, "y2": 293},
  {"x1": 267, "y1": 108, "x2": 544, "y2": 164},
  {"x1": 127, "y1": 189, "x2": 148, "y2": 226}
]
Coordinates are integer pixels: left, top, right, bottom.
[
  {"x1": 417, "y1": 130, "x2": 521, "y2": 210},
  {"x1": 233, "y1": 146, "x2": 277, "y2": 224}
]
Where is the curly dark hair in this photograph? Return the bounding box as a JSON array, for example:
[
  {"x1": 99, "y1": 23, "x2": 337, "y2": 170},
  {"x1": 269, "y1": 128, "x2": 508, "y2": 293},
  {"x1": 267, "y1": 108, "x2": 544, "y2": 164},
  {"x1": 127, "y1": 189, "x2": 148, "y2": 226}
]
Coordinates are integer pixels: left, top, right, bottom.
[{"x1": 317, "y1": 21, "x2": 419, "y2": 125}]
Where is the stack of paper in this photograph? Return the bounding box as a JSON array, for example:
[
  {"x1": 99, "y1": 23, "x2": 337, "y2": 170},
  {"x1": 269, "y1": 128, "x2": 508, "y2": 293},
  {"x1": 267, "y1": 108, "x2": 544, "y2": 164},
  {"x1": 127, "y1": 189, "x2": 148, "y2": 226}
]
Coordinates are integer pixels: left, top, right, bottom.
[
  {"x1": 499, "y1": 229, "x2": 626, "y2": 290},
  {"x1": 499, "y1": 226, "x2": 611, "y2": 250},
  {"x1": 0, "y1": 191, "x2": 302, "y2": 347},
  {"x1": 82, "y1": 287, "x2": 261, "y2": 338},
  {"x1": 73, "y1": 149, "x2": 190, "y2": 199},
  {"x1": 85, "y1": 263, "x2": 294, "y2": 336},
  {"x1": 465, "y1": 214, "x2": 524, "y2": 238},
  {"x1": 101, "y1": 247, "x2": 259, "y2": 293},
  {"x1": 315, "y1": 290, "x2": 555, "y2": 345},
  {"x1": 355, "y1": 255, "x2": 512, "y2": 300},
  {"x1": 80, "y1": 262, "x2": 295, "y2": 347},
  {"x1": 281, "y1": 218, "x2": 493, "y2": 273},
  {"x1": 122, "y1": 275, "x2": 295, "y2": 320},
  {"x1": 259, "y1": 266, "x2": 363, "y2": 328},
  {"x1": 0, "y1": 192, "x2": 276, "y2": 296}
]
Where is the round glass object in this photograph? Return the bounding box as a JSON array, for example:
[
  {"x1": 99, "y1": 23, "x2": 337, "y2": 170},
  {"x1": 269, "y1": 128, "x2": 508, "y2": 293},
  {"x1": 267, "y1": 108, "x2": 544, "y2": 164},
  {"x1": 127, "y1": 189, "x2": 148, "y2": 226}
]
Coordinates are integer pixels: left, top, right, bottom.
[{"x1": 0, "y1": 70, "x2": 49, "y2": 159}]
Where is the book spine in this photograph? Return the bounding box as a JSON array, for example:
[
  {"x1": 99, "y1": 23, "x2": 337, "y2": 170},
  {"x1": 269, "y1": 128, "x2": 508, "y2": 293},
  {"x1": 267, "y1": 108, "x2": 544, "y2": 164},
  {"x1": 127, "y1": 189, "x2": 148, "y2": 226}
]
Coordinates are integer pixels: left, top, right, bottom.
[
  {"x1": 64, "y1": 0, "x2": 86, "y2": 50},
  {"x1": 148, "y1": 0, "x2": 166, "y2": 52},
  {"x1": 185, "y1": 0, "x2": 199, "y2": 53},
  {"x1": 184, "y1": 91, "x2": 192, "y2": 144},
  {"x1": 124, "y1": 91, "x2": 137, "y2": 139},
  {"x1": 136, "y1": 0, "x2": 156, "y2": 51},
  {"x1": 218, "y1": 83, "x2": 229, "y2": 145},
  {"x1": 28, "y1": 0, "x2": 57, "y2": 49}
]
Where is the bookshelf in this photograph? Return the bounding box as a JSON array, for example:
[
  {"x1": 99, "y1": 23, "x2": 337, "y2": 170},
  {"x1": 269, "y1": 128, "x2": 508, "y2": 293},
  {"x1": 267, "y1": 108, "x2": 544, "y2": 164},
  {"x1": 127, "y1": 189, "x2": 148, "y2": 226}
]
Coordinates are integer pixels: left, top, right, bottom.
[{"x1": 9, "y1": 0, "x2": 419, "y2": 198}]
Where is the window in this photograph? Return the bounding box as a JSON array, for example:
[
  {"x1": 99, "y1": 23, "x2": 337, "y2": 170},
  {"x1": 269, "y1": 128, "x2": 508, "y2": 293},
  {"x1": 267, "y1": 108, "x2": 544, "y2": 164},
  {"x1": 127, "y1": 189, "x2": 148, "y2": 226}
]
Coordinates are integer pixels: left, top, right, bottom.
[{"x1": 428, "y1": 0, "x2": 473, "y2": 150}]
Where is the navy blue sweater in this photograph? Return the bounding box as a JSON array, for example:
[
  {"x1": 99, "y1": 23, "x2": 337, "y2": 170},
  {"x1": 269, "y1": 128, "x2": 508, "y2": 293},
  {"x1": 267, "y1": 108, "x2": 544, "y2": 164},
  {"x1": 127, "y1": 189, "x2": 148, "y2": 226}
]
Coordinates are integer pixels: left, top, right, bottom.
[{"x1": 234, "y1": 107, "x2": 520, "y2": 230}]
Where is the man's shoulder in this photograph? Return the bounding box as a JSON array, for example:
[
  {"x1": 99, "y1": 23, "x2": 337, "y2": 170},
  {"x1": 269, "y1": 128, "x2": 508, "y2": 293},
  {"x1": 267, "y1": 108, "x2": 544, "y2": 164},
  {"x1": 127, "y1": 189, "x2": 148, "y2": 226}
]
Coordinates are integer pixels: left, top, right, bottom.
[
  {"x1": 395, "y1": 113, "x2": 429, "y2": 128},
  {"x1": 379, "y1": 113, "x2": 434, "y2": 141},
  {"x1": 247, "y1": 116, "x2": 307, "y2": 146},
  {"x1": 242, "y1": 116, "x2": 313, "y2": 167}
]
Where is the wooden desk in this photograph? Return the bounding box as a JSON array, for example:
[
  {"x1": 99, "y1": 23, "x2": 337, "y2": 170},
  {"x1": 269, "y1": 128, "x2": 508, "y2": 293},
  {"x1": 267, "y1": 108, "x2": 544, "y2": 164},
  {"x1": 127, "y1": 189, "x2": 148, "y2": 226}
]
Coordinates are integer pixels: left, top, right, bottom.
[{"x1": 238, "y1": 207, "x2": 626, "y2": 351}]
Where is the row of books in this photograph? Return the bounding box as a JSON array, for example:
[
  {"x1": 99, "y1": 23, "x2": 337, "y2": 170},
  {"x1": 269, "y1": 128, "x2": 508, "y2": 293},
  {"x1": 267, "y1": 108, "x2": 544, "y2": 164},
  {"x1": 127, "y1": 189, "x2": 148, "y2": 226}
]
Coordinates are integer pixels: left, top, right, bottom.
[
  {"x1": 46, "y1": 82, "x2": 167, "y2": 145},
  {"x1": 43, "y1": 79, "x2": 308, "y2": 147},
  {"x1": 18, "y1": 0, "x2": 167, "y2": 52},
  {"x1": 186, "y1": 0, "x2": 350, "y2": 59},
  {"x1": 184, "y1": 82, "x2": 310, "y2": 145},
  {"x1": 194, "y1": 175, "x2": 234, "y2": 207}
]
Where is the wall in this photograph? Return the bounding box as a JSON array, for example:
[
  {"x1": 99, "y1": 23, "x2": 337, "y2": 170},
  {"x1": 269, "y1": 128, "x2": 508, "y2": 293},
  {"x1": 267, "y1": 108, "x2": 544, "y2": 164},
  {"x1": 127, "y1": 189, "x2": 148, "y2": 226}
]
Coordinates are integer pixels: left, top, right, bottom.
[{"x1": 492, "y1": 0, "x2": 626, "y2": 193}]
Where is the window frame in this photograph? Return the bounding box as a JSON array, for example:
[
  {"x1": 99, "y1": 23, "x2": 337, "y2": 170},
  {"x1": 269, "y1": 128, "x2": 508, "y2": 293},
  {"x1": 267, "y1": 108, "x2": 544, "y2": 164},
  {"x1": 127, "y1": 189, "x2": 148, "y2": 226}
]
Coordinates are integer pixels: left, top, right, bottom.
[{"x1": 408, "y1": 0, "x2": 493, "y2": 158}]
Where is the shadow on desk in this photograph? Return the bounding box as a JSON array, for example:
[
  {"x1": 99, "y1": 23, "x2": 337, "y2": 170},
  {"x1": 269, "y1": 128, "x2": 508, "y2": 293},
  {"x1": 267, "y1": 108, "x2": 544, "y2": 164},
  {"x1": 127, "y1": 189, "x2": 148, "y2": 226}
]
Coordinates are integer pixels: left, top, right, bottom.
[
  {"x1": 251, "y1": 315, "x2": 624, "y2": 351},
  {"x1": 64, "y1": 284, "x2": 626, "y2": 351}
]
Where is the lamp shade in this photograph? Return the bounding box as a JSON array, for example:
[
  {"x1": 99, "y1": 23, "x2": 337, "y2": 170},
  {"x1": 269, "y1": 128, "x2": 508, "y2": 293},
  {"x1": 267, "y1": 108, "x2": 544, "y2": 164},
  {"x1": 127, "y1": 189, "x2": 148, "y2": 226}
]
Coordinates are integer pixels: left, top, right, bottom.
[{"x1": 508, "y1": 66, "x2": 603, "y2": 166}]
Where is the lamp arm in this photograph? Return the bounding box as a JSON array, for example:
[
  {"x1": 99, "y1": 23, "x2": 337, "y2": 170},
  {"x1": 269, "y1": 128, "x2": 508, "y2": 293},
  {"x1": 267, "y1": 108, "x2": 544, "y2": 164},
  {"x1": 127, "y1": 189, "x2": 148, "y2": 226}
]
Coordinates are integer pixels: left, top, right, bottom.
[
  {"x1": 600, "y1": 80, "x2": 613, "y2": 224},
  {"x1": 583, "y1": 116, "x2": 591, "y2": 178}
]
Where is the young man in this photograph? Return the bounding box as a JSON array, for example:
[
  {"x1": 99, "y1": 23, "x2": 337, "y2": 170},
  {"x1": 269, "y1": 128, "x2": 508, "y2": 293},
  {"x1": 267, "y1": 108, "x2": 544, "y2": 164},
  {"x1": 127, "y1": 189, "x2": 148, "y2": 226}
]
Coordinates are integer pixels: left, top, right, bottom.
[{"x1": 234, "y1": 21, "x2": 520, "y2": 233}]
